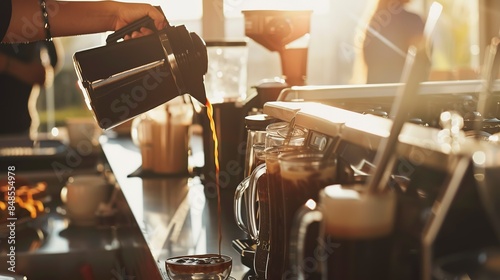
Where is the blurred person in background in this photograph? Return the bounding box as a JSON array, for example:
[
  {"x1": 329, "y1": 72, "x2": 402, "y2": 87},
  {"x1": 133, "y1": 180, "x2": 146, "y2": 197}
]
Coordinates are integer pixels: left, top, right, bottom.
[
  {"x1": 352, "y1": 0, "x2": 425, "y2": 84},
  {"x1": 0, "y1": 40, "x2": 60, "y2": 137}
]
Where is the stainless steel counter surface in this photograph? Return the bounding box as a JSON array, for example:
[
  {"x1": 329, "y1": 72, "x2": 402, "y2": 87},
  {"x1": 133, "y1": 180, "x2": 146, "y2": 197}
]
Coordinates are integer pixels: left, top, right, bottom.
[{"x1": 100, "y1": 133, "x2": 251, "y2": 279}]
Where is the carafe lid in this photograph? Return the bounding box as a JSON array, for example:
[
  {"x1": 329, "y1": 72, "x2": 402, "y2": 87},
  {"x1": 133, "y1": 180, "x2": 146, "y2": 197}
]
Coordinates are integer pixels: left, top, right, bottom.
[
  {"x1": 245, "y1": 114, "x2": 276, "y2": 130},
  {"x1": 206, "y1": 40, "x2": 247, "y2": 47}
]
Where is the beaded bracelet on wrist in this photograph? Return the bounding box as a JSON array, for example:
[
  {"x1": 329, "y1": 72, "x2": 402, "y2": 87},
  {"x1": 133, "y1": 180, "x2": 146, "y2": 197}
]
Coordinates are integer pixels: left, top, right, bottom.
[{"x1": 39, "y1": 0, "x2": 53, "y2": 41}]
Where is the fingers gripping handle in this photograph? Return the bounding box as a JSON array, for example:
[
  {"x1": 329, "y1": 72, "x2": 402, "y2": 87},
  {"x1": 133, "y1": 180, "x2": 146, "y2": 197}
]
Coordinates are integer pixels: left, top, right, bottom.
[{"x1": 106, "y1": 6, "x2": 167, "y2": 44}]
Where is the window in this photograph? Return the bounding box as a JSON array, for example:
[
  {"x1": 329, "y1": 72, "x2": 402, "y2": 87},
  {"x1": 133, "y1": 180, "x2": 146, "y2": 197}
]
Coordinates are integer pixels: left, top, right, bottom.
[
  {"x1": 427, "y1": 0, "x2": 480, "y2": 80},
  {"x1": 224, "y1": 0, "x2": 330, "y2": 18}
]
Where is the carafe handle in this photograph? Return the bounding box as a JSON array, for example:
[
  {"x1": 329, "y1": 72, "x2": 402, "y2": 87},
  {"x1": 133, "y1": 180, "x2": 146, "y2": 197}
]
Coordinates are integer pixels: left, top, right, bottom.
[
  {"x1": 248, "y1": 163, "x2": 267, "y2": 240},
  {"x1": 234, "y1": 176, "x2": 252, "y2": 237},
  {"x1": 234, "y1": 163, "x2": 266, "y2": 240},
  {"x1": 106, "y1": 16, "x2": 158, "y2": 44},
  {"x1": 289, "y1": 203, "x2": 323, "y2": 280}
]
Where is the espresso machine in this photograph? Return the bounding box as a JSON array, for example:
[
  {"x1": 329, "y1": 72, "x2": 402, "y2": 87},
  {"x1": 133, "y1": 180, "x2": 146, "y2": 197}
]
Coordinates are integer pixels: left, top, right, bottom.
[{"x1": 258, "y1": 77, "x2": 500, "y2": 279}]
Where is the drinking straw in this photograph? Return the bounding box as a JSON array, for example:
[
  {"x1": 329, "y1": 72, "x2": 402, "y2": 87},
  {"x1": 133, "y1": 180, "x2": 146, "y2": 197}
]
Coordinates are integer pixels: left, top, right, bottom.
[{"x1": 366, "y1": 2, "x2": 442, "y2": 193}]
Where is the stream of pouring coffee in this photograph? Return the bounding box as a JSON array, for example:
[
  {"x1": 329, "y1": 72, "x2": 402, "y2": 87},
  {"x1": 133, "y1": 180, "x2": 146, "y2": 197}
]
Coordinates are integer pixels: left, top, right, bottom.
[{"x1": 206, "y1": 100, "x2": 222, "y2": 256}]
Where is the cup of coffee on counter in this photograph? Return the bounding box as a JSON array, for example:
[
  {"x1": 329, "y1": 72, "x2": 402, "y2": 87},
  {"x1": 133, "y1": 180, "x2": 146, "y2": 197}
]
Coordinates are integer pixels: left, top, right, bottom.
[
  {"x1": 235, "y1": 145, "x2": 307, "y2": 278},
  {"x1": 234, "y1": 121, "x2": 304, "y2": 237},
  {"x1": 237, "y1": 146, "x2": 336, "y2": 279},
  {"x1": 60, "y1": 174, "x2": 110, "y2": 226},
  {"x1": 166, "y1": 254, "x2": 232, "y2": 280},
  {"x1": 291, "y1": 183, "x2": 396, "y2": 280},
  {"x1": 234, "y1": 143, "x2": 266, "y2": 240},
  {"x1": 278, "y1": 151, "x2": 337, "y2": 278}
]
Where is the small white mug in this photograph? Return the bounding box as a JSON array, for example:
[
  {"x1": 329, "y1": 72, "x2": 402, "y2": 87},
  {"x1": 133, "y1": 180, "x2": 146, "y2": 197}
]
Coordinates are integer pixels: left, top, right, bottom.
[
  {"x1": 61, "y1": 174, "x2": 109, "y2": 226},
  {"x1": 65, "y1": 117, "x2": 100, "y2": 153}
]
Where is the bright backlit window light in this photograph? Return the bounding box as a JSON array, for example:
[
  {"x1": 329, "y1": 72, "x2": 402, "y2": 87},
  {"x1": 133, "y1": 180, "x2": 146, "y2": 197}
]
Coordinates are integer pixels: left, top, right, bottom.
[{"x1": 224, "y1": 0, "x2": 330, "y2": 17}]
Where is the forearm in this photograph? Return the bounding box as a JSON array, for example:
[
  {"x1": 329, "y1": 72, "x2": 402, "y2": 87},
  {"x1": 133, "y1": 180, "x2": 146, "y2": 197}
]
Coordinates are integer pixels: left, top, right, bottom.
[
  {"x1": 3, "y1": 0, "x2": 166, "y2": 43},
  {"x1": 4, "y1": 0, "x2": 43, "y2": 42},
  {"x1": 5, "y1": 0, "x2": 117, "y2": 43},
  {"x1": 49, "y1": 1, "x2": 119, "y2": 38}
]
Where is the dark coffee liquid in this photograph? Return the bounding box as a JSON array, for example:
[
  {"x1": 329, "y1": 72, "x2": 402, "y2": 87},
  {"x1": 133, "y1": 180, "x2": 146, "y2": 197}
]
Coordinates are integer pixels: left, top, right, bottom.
[
  {"x1": 254, "y1": 173, "x2": 270, "y2": 278},
  {"x1": 281, "y1": 168, "x2": 336, "y2": 277},
  {"x1": 265, "y1": 162, "x2": 287, "y2": 279},
  {"x1": 206, "y1": 101, "x2": 222, "y2": 256},
  {"x1": 166, "y1": 254, "x2": 232, "y2": 275},
  {"x1": 165, "y1": 102, "x2": 230, "y2": 278},
  {"x1": 249, "y1": 159, "x2": 265, "y2": 177}
]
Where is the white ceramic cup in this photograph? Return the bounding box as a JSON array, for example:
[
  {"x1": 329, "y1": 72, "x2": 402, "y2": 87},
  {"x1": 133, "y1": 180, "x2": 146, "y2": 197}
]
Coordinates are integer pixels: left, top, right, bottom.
[
  {"x1": 65, "y1": 118, "x2": 100, "y2": 153},
  {"x1": 60, "y1": 174, "x2": 109, "y2": 226}
]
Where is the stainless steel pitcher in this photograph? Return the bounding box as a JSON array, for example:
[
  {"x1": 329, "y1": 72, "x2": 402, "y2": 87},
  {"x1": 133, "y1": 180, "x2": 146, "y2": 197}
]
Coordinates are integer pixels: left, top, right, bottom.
[{"x1": 73, "y1": 15, "x2": 208, "y2": 130}]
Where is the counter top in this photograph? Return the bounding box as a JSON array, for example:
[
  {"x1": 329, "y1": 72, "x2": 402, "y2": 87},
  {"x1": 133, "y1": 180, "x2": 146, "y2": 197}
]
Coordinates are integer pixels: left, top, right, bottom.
[
  {"x1": 0, "y1": 163, "x2": 149, "y2": 280},
  {"x1": 100, "y1": 133, "x2": 251, "y2": 279}
]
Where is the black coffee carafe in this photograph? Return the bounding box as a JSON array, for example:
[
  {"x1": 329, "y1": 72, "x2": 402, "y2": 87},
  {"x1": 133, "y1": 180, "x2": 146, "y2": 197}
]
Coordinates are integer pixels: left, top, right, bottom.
[{"x1": 73, "y1": 14, "x2": 208, "y2": 129}]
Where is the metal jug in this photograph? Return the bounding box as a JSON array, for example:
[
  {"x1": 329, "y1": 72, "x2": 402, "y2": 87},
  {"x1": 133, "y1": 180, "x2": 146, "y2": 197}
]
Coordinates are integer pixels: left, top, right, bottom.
[{"x1": 73, "y1": 14, "x2": 207, "y2": 129}]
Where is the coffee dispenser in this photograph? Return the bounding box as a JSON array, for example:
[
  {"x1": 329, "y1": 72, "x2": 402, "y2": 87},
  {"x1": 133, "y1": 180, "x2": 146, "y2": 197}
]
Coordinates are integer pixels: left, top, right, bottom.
[
  {"x1": 242, "y1": 9, "x2": 312, "y2": 107},
  {"x1": 73, "y1": 14, "x2": 208, "y2": 130},
  {"x1": 204, "y1": 40, "x2": 249, "y2": 103},
  {"x1": 202, "y1": 9, "x2": 315, "y2": 192},
  {"x1": 198, "y1": 40, "x2": 261, "y2": 193}
]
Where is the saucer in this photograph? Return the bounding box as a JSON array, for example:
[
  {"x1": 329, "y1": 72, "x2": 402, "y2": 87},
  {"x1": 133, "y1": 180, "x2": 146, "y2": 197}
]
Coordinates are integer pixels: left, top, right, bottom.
[{"x1": 57, "y1": 206, "x2": 98, "y2": 226}]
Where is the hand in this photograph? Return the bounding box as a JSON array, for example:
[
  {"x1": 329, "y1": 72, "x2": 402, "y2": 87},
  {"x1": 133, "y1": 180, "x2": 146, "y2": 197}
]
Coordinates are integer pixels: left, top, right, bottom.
[{"x1": 113, "y1": 3, "x2": 168, "y2": 39}]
